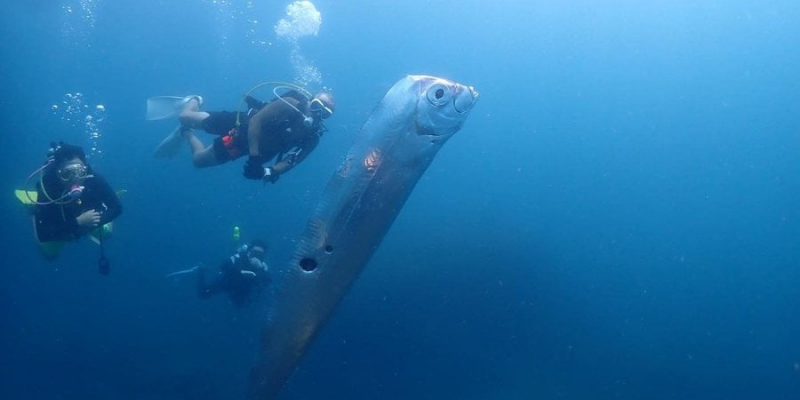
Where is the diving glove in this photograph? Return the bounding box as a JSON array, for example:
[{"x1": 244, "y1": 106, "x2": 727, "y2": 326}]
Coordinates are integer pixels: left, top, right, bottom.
[
  {"x1": 243, "y1": 156, "x2": 266, "y2": 180},
  {"x1": 243, "y1": 156, "x2": 279, "y2": 183}
]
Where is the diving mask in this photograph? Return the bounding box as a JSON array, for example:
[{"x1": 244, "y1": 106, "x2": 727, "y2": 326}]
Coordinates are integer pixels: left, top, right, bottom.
[
  {"x1": 58, "y1": 164, "x2": 88, "y2": 182},
  {"x1": 309, "y1": 98, "x2": 333, "y2": 120}
]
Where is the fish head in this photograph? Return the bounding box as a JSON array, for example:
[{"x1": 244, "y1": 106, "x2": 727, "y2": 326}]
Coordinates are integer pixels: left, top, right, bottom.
[{"x1": 410, "y1": 75, "x2": 479, "y2": 138}]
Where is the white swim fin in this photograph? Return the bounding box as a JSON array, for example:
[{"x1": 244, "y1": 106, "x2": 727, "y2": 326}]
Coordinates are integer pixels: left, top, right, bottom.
[
  {"x1": 146, "y1": 95, "x2": 203, "y2": 120},
  {"x1": 153, "y1": 125, "x2": 185, "y2": 158}
]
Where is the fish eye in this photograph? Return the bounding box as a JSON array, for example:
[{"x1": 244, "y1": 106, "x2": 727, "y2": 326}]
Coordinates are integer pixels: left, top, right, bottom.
[{"x1": 426, "y1": 83, "x2": 451, "y2": 106}]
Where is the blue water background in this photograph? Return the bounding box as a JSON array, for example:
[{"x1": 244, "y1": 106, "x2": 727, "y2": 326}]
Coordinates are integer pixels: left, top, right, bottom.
[{"x1": 1, "y1": 1, "x2": 799, "y2": 399}]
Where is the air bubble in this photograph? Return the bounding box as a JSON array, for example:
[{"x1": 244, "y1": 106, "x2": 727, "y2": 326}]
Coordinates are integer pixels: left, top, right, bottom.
[{"x1": 274, "y1": 1, "x2": 322, "y2": 41}]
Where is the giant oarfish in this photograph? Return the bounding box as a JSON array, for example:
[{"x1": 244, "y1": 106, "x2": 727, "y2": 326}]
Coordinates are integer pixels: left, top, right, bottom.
[{"x1": 249, "y1": 75, "x2": 479, "y2": 399}]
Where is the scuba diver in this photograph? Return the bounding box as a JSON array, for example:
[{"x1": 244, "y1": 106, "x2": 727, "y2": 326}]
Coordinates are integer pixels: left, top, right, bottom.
[
  {"x1": 167, "y1": 238, "x2": 271, "y2": 307},
  {"x1": 17, "y1": 142, "x2": 123, "y2": 273},
  {"x1": 146, "y1": 82, "x2": 336, "y2": 184}
]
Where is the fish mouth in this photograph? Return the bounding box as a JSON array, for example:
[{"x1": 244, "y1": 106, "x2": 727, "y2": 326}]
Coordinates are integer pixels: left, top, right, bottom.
[
  {"x1": 454, "y1": 86, "x2": 479, "y2": 114},
  {"x1": 416, "y1": 123, "x2": 442, "y2": 138}
]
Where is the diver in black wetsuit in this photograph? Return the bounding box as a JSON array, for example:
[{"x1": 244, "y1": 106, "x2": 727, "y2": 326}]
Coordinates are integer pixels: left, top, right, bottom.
[
  {"x1": 196, "y1": 240, "x2": 271, "y2": 307},
  {"x1": 30, "y1": 142, "x2": 123, "y2": 268},
  {"x1": 153, "y1": 85, "x2": 335, "y2": 183}
]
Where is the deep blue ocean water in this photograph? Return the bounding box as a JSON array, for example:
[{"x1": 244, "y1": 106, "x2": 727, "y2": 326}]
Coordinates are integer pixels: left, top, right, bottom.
[{"x1": 1, "y1": 1, "x2": 799, "y2": 399}]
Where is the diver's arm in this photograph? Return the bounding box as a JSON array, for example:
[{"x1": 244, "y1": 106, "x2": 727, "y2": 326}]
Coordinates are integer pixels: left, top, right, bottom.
[
  {"x1": 244, "y1": 100, "x2": 300, "y2": 180},
  {"x1": 247, "y1": 109, "x2": 265, "y2": 158},
  {"x1": 247, "y1": 98, "x2": 299, "y2": 158},
  {"x1": 92, "y1": 175, "x2": 122, "y2": 225}
]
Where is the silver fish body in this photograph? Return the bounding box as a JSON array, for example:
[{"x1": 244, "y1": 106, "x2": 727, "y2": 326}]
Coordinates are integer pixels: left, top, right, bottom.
[{"x1": 250, "y1": 75, "x2": 478, "y2": 399}]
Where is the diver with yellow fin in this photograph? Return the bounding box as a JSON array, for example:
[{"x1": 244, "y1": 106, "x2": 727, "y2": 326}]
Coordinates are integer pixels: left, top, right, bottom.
[
  {"x1": 16, "y1": 142, "x2": 123, "y2": 274},
  {"x1": 146, "y1": 82, "x2": 336, "y2": 184}
]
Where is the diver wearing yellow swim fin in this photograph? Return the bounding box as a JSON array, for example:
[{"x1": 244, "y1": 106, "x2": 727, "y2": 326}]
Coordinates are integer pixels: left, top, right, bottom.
[{"x1": 18, "y1": 142, "x2": 123, "y2": 273}]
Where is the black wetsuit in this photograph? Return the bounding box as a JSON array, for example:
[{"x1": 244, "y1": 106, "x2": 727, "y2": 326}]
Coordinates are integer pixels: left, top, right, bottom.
[
  {"x1": 197, "y1": 252, "x2": 270, "y2": 306},
  {"x1": 34, "y1": 174, "x2": 123, "y2": 243},
  {"x1": 202, "y1": 93, "x2": 321, "y2": 167}
]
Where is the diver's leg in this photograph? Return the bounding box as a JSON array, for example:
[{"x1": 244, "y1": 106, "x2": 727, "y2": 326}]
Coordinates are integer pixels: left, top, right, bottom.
[
  {"x1": 183, "y1": 129, "x2": 220, "y2": 168},
  {"x1": 179, "y1": 98, "x2": 209, "y2": 129}
]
